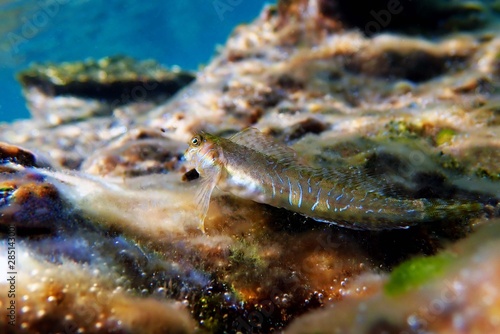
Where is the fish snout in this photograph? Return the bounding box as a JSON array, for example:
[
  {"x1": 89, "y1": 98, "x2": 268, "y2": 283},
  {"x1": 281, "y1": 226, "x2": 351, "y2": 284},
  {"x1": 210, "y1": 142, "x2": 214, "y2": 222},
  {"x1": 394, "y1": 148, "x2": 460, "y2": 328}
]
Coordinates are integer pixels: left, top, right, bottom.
[{"x1": 185, "y1": 142, "x2": 219, "y2": 173}]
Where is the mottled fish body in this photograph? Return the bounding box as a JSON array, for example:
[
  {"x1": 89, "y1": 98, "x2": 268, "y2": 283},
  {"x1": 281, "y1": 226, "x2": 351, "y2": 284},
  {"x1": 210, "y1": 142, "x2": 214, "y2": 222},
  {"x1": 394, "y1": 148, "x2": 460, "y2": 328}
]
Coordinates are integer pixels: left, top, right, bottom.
[{"x1": 184, "y1": 128, "x2": 482, "y2": 231}]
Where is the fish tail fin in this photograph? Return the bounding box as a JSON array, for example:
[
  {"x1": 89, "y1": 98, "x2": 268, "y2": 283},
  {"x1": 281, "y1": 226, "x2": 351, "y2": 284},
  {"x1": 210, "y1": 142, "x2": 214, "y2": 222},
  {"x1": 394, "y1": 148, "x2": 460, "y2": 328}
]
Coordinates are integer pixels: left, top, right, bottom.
[{"x1": 423, "y1": 199, "x2": 484, "y2": 221}]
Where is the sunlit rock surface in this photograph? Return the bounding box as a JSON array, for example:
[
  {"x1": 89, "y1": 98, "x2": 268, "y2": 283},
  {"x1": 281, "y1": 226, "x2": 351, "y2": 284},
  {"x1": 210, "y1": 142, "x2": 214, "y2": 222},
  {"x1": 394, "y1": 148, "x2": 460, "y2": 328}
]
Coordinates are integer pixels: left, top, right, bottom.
[{"x1": 1, "y1": 0, "x2": 500, "y2": 332}]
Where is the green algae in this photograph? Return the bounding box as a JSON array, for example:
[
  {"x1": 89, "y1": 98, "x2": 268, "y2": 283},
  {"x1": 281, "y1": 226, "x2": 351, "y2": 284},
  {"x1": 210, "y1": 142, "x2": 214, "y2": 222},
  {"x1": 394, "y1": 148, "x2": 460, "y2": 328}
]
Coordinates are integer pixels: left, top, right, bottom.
[
  {"x1": 380, "y1": 120, "x2": 426, "y2": 142},
  {"x1": 475, "y1": 167, "x2": 500, "y2": 181},
  {"x1": 197, "y1": 295, "x2": 222, "y2": 332},
  {"x1": 228, "y1": 239, "x2": 266, "y2": 277},
  {"x1": 377, "y1": 121, "x2": 486, "y2": 178},
  {"x1": 381, "y1": 121, "x2": 456, "y2": 148},
  {"x1": 435, "y1": 128, "x2": 456, "y2": 146},
  {"x1": 18, "y1": 55, "x2": 186, "y2": 86},
  {"x1": 384, "y1": 252, "x2": 455, "y2": 297}
]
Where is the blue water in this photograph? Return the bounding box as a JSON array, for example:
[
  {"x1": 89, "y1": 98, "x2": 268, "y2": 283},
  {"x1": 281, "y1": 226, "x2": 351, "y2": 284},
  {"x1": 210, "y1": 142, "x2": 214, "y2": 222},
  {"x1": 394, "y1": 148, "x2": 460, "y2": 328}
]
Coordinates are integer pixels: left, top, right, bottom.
[{"x1": 0, "y1": 0, "x2": 272, "y2": 122}]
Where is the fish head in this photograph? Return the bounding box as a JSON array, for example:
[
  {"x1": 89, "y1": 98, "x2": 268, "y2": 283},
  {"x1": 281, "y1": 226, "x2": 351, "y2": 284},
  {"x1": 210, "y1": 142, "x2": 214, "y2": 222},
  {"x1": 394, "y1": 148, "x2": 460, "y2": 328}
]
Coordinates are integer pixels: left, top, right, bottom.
[{"x1": 185, "y1": 132, "x2": 224, "y2": 177}]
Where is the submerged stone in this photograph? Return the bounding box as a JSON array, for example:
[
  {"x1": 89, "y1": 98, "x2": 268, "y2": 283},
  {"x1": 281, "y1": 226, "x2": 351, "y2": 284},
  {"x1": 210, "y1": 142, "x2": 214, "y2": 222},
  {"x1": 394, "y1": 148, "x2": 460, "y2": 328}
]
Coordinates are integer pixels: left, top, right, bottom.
[
  {"x1": 286, "y1": 220, "x2": 500, "y2": 333},
  {"x1": 17, "y1": 56, "x2": 194, "y2": 125},
  {"x1": 0, "y1": 142, "x2": 38, "y2": 167}
]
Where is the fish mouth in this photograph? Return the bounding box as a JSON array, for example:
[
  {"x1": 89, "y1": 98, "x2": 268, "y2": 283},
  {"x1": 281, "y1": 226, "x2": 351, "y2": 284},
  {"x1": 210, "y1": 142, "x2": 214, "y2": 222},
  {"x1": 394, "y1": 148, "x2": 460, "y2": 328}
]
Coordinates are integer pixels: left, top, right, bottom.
[
  {"x1": 185, "y1": 141, "x2": 213, "y2": 161},
  {"x1": 185, "y1": 142, "x2": 215, "y2": 162},
  {"x1": 185, "y1": 141, "x2": 220, "y2": 174},
  {"x1": 198, "y1": 142, "x2": 217, "y2": 161}
]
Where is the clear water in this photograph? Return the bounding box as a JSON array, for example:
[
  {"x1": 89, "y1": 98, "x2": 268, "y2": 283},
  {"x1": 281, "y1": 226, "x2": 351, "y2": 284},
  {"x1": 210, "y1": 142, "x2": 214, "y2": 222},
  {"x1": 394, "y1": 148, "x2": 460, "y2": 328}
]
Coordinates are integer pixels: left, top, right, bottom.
[{"x1": 0, "y1": 0, "x2": 271, "y2": 122}]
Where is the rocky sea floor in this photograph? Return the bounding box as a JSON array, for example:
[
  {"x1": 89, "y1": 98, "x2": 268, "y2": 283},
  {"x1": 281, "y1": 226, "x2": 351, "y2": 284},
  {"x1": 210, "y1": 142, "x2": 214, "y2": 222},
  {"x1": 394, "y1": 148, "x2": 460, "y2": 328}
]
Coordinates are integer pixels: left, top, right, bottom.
[{"x1": 2, "y1": 0, "x2": 500, "y2": 333}]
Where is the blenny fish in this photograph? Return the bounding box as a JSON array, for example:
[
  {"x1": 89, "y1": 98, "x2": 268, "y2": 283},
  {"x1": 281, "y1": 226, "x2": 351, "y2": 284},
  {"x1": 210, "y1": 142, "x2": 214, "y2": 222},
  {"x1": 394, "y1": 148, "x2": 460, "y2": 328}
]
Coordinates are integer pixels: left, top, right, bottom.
[{"x1": 184, "y1": 128, "x2": 483, "y2": 231}]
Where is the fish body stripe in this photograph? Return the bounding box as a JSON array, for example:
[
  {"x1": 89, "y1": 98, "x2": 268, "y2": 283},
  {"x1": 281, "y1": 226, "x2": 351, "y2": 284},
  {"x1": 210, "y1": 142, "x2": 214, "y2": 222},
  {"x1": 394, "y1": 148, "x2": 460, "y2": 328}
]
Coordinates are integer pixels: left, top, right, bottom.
[
  {"x1": 297, "y1": 181, "x2": 303, "y2": 208},
  {"x1": 311, "y1": 188, "x2": 321, "y2": 212}
]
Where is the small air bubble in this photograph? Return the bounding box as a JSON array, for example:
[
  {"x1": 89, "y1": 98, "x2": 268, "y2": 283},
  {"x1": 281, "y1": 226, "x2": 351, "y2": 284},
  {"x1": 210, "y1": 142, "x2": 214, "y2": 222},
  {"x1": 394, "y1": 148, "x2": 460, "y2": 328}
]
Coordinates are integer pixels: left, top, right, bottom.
[{"x1": 223, "y1": 292, "x2": 232, "y2": 302}]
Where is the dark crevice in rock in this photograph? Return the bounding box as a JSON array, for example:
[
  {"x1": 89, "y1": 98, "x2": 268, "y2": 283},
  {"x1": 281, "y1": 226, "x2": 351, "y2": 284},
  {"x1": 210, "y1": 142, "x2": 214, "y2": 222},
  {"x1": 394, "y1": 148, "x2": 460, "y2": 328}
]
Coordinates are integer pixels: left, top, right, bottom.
[
  {"x1": 20, "y1": 77, "x2": 194, "y2": 105},
  {"x1": 346, "y1": 51, "x2": 468, "y2": 83},
  {"x1": 263, "y1": 205, "x2": 467, "y2": 270},
  {"x1": 367, "y1": 319, "x2": 407, "y2": 334},
  {"x1": 273, "y1": 74, "x2": 305, "y2": 91},
  {"x1": 282, "y1": 118, "x2": 328, "y2": 143},
  {"x1": 333, "y1": 0, "x2": 490, "y2": 35}
]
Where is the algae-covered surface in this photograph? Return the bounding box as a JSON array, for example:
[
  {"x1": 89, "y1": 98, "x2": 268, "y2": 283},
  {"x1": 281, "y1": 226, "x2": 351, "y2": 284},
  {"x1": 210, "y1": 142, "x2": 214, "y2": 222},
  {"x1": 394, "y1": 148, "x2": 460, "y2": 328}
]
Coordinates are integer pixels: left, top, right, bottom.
[{"x1": 1, "y1": 0, "x2": 500, "y2": 333}]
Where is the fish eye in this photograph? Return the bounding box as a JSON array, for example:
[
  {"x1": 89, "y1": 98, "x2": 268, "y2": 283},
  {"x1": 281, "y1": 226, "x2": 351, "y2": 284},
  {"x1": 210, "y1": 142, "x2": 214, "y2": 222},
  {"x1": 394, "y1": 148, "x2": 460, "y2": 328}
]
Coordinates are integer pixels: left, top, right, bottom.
[{"x1": 191, "y1": 135, "x2": 202, "y2": 147}]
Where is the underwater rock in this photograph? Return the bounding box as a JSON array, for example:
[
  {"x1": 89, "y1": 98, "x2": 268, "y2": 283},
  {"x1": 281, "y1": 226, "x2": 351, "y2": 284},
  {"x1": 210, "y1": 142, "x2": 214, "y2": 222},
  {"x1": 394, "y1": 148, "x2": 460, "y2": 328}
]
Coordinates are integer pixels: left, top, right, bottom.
[
  {"x1": 286, "y1": 220, "x2": 500, "y2": 333},
  {"x1": 334, "y1": 0, "x2": 496, "y2": 34},
  {"x1": 1, "y1": 0, "x2": 500, "y2": 332},
  {"x1": 280, "y1": 0, "x2": 499, "y2": 34},
  {"x1": 18, "y1": 56, "x2": 194, "y2": 125},
  {"x1": 81, "y1": 127, "x2": 185, "y2": 177},
  {"x1": 0, "y1": 247, "x2": 197, "y2": 334},
  {"x1": 0, "y1": 143, "x2": 38, "y2": 167}
]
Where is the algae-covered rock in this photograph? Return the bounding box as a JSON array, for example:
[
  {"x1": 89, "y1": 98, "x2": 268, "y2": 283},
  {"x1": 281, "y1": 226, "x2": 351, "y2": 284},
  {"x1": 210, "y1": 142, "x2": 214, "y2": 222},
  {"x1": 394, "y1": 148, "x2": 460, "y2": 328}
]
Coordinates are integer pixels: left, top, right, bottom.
[
  {"x1": 286, "y1": 220, "x2": 500, "y2": 333},
  {"x1": 17, "y1": 55, "x2": 194, "y2": 125},
  {"x1": 384, "y1": 252, "x2": 456, "y2": 296}
]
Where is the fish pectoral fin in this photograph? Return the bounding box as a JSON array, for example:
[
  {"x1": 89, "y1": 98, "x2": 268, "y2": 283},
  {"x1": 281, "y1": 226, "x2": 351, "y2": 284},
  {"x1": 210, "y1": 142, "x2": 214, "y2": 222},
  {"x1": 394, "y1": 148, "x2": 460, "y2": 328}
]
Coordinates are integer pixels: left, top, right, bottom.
[
  {"x1": 194, "y1": 174, "x2": 219, "y2": 233},
  {"x1": 229, "y1": 127, "x2": 301, "y2": 165}
]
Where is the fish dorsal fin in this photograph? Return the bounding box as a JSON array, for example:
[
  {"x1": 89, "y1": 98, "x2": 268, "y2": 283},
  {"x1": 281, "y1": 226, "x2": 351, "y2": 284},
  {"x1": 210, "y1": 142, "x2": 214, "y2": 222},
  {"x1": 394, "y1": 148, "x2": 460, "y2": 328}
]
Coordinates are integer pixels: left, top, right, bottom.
[{"x1": 229, "y1": 128, "x2": 299, "y2": 164}]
